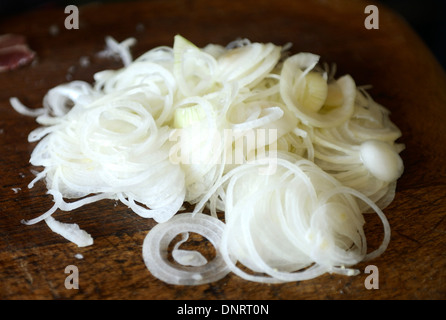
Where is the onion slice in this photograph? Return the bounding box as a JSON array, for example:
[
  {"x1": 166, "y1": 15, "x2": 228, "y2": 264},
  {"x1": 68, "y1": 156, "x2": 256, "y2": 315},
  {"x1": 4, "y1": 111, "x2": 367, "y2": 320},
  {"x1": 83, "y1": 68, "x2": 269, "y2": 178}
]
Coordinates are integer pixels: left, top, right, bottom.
[
  {"x1": 45, "y1": 215, "x2": 93, "y2": 247},
  {"x1": 142, "y1": 212, "x2": 230, "y2": 285},
  {"x1": 280, "y1": 53, "x2": 356, "y2": 128}
]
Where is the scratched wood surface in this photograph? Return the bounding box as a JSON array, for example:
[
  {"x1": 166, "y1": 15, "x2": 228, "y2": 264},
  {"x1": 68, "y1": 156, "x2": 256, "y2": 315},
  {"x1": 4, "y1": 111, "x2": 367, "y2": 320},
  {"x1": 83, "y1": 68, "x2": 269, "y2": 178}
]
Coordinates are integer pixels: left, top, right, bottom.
[{"x1": 0, "y1": 0, "x2": 445, "y2": 300}]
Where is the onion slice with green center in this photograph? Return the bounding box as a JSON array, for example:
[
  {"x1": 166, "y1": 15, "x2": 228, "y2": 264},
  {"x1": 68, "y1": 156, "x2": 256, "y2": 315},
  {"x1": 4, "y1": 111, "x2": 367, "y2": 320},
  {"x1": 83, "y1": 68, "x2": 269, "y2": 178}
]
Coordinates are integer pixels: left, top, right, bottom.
[{"x1": 280, "y1": 53, "x2": 356, "y2": 128}]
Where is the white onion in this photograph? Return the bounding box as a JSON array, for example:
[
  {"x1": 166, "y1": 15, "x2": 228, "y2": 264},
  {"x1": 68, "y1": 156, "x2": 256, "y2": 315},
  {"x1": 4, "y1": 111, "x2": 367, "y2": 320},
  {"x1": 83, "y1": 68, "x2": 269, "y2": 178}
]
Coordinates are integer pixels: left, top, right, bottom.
[
  {"x1": 25, "y1": 87, "x2": 186, "y2": 224},
  {"x1": 192, "y1": 155, "x2": 390, "y2": 283},
  {"x1": 173, "y1": 35, "x2": 219, "y2": 97},
  {"x1": 360, "y1": 139, "x2": 404, "y2": 182},
  {"x1": 309, "y1": 88, "x2": 405, "y2": 209},
  {"x1": 96, "y1": 36, "x2": 136, "y2": 67},
  {"x1": 11, "y1": 35, "x2": 404, "y2": 286},
  {"x1": 216, "y1": 41, "x2": 282, "y2": 88},
  {"x1": 142, "y1": 212, "x2": 230, "y2": 285},
  {"x1": 10, "y1": 97, "x2": 46, "y2": 117},
  {"x1": 45, "y1": 215, "x2": 93, "y2": 247},
  {"x1": 280, "y1": 53, "x2": 356, "y2": 128}
]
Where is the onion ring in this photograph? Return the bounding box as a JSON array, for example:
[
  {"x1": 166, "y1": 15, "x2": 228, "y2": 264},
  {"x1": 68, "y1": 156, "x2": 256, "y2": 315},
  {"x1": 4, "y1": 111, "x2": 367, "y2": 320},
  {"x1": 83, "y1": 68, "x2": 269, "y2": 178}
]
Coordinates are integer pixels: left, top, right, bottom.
[{"x1": 142, "y1": 213, "x2": 230, "y2": 285}]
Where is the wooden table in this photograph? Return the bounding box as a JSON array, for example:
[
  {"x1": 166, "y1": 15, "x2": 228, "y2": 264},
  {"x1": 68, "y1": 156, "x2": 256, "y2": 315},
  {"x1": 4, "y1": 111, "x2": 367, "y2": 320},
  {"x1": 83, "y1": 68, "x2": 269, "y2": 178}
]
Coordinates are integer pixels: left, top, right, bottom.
[{"x1": 1, "y1": 0, "x2": 445, "y2": 300}]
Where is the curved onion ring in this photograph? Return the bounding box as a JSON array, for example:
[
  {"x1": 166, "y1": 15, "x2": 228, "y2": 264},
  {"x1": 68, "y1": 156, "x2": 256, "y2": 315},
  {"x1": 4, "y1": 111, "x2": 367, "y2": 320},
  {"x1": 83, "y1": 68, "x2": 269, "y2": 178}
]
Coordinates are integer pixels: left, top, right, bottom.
[
  {"x1": 280, "y1": 53, "x2": 356, "y2": 128},
  {"x1": 142, "y1": 212, "x2": 230, "y2": 285}
]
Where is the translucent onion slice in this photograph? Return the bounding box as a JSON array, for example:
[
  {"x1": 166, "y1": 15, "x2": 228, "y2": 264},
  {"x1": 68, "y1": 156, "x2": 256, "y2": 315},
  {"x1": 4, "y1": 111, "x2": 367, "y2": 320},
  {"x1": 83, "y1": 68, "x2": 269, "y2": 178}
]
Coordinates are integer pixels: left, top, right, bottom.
[
  {"x1": 173, "y1": 35, "x2": 218, "y2": 97},
  {"x1": 216, "y1": 41, "x2": 282, "y2": 88},
  {"x1": 192, "y1": 155, "x2": 390, "y2": 284},
  {"x1": 280, "y1": 53, "x2": 356, "y2": 128},
  {"x1": 27, "y1": 87, "x2": 186, "y2": 224},
  {"x1": 10, "y1": 97, "x2": 46, "y2": 117},
  {"x1": 42, "y1": 81, "x2": 97, "y2": 116},
  {"x1": 142, "y1": 212, "x2": 230, "y2": 285},
  {"x1": 96, "y1": 36, "x2": 136, "y2": 67},
  {"x1": 169, "y1": 96, "x2": 226, "y2": 204},
  {"x1": 349, "y1": 88, "x2": 403, "y2": 142},
  {"x1": 45, "y1": 215, "x2": 93, "y2": 247},
  {"x1": 172, "y1": 232, "x2": 207, "y2": 267},
  {"x1": 309, "y1": 87, "x2": 405, "y2": 209},
  {"x1": 221, "y1": 158, "x2": 364, "y2": 281}
]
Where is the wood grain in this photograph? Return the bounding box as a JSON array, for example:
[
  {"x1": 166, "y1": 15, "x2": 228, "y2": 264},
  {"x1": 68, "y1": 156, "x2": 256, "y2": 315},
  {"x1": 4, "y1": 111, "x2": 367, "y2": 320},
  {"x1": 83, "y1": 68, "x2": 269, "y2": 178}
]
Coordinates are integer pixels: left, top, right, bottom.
[{"x1": 0, "y1": 0, "x2": 445, "y2": 300}]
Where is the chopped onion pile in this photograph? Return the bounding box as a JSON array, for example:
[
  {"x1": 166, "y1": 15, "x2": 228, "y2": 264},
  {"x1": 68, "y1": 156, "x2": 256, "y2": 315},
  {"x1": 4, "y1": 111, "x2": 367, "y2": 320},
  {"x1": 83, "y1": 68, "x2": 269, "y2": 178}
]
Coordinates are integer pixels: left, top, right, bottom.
[{"x1": 11, "y1": 35, "x2": 404, "y2": 285}]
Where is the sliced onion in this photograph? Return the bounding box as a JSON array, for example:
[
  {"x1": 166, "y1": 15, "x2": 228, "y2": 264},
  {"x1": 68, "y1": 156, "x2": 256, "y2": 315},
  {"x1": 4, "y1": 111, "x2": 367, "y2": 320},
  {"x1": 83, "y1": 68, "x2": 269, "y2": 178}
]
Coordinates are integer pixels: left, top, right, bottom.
[
  {"x1": 216, "y1": 41, "x2": 282, "y2": 88},
  {"x1": 96, "y1": 36, "x2": 136, "y2": 67},
  {"x1": 206, "y1": 156, "x2": 389, "y2": 283},
  {"x1": 10, "y1": 97, "x2": 46, "y2": 117},
  {"x1": 142, "y1": 212, "x2": 230, "y2": 285},
  {"x1": 172, "y1": 232, "x2": 207, "y2": 267},
  {"x1": 173, "y1": 35, "x2": 218, "y2": 97},
  {"x1": 45, "y1": 215, "x2": 93, "y2": 247},
  {"x1": 280, "y1": 53, "x2": 356, "y2": 128},
  {"x1": 309, "y1": 87, "x2": 405, "y2": 209},
  {"x1": 27, "y1": 86, "x2": 186, "y2": 224},
  {"x1": 10, "y1": 35, "x2": 404, "y2": 286}
]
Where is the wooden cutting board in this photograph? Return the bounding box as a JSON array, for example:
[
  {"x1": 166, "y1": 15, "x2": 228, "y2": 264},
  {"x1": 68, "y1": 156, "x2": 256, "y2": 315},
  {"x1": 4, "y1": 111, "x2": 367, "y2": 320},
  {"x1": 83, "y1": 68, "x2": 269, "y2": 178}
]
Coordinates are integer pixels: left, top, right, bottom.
[{"x1": 1, "y1": 0, "x2": 445, "y2": 300}]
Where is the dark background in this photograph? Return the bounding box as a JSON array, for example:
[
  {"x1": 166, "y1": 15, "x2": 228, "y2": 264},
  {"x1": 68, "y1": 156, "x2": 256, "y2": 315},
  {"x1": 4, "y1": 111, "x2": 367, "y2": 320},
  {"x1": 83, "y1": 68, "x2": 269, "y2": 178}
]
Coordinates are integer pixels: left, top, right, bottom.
[{"x1": 1, "y1": 0, "x2": 445, "y2": 69}]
